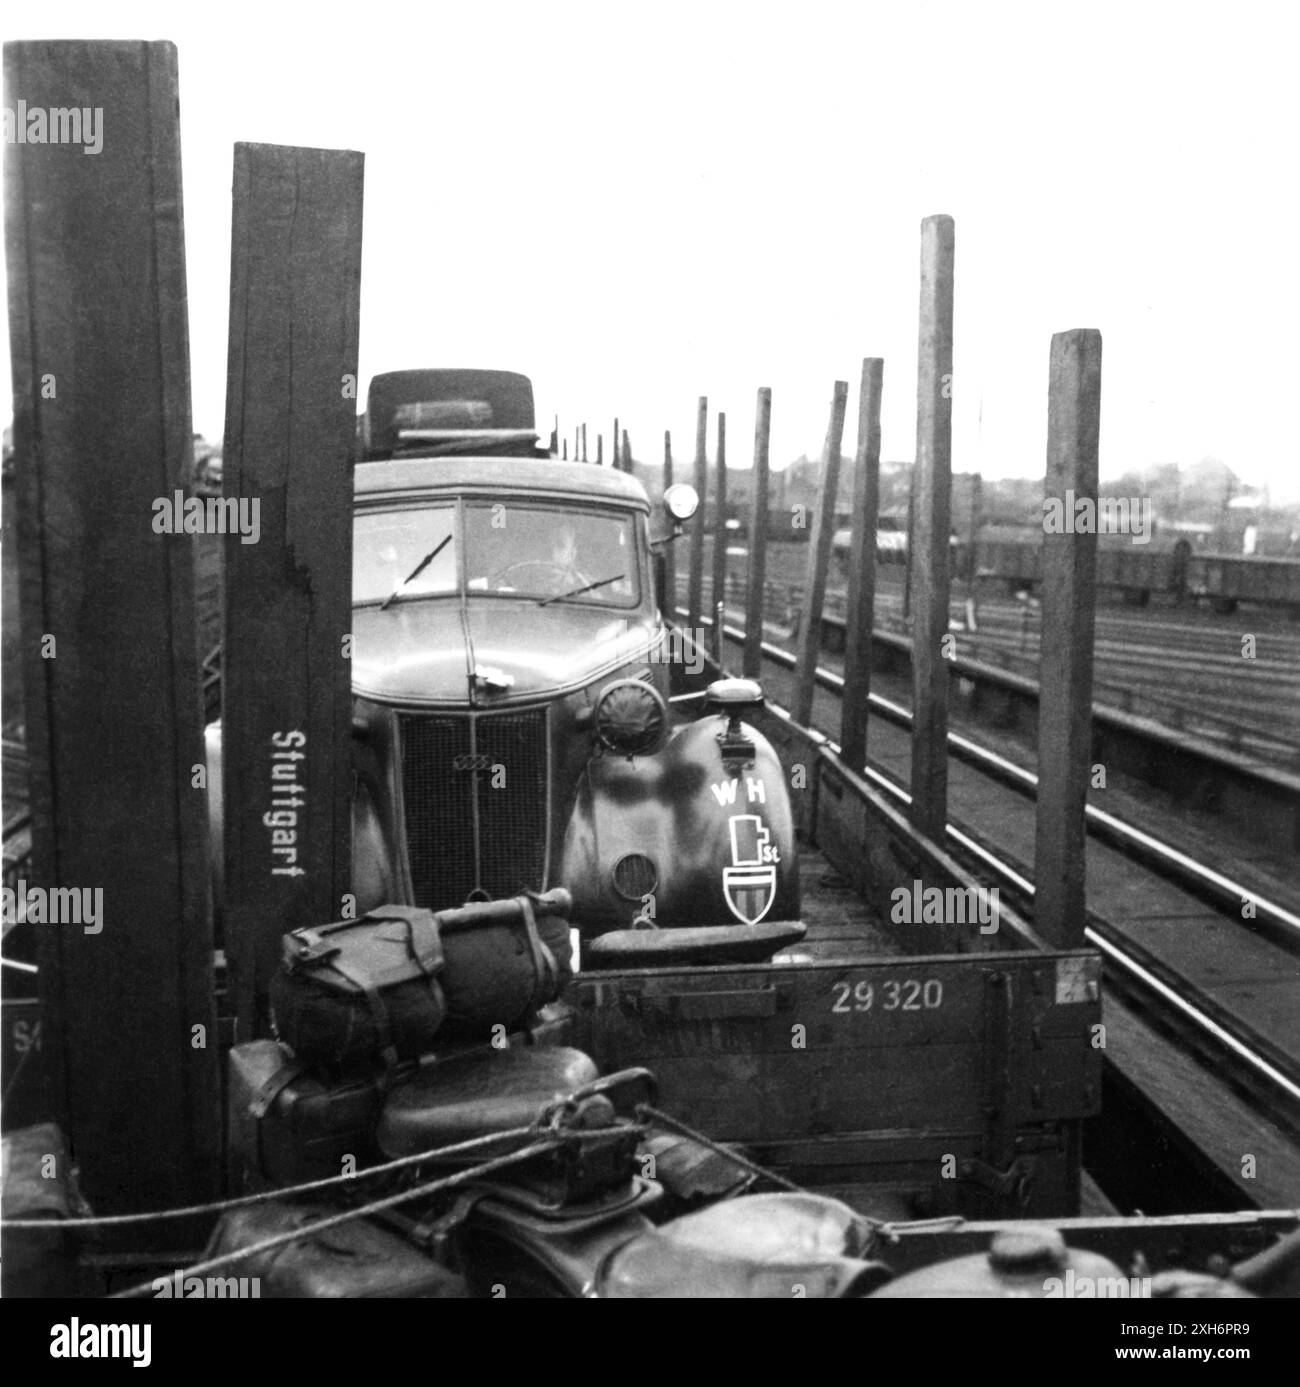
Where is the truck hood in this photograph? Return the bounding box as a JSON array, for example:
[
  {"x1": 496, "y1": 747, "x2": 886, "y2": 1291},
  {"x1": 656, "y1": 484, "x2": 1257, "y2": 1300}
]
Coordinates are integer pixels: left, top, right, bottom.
[{"x1": 350, "y1": 599, "x2": 659, "y2": 707}]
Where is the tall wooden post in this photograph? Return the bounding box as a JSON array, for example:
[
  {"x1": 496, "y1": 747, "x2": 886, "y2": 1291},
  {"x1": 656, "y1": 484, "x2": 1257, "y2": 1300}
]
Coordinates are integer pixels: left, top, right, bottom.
[
  {"x1": 581, "y1": 423, "x2": 588, "y2": 462},
  {"x1": 793, "y1": 382, "x2": 848, "y2": 726},
  {"x1": 966, "y1": 470, "x2": 983, "y2": 622},
  {"x1": 743, "y1": 387, "x2": 772, "y2": 679},
  {"x1": 687, "y1": 397, "x2": 708, "y2": 634},
  {"x1": 711, "y1": 412, "x2": 728, "y2": 660},
  {"x1": 909, "y1": 214, "x2": 954, "y2": 841},
  {"x1": 596, "y1": 434, "x2": 604, "y2": 466},
  {"x1": 613, "y1": 417, "x2": 619, "y2": 469},
  {"x1": 3, "y1": 39, "x2": 219, "y2": 1213},
  {"x1": 222, "y1": 143, "x2": 363, "y2": 1038},
  {"x1": 1034, "y1": 330, "x2": 1102, "y2": 949},
  {"x1": 622, "y1": 427, "x2": 632, "y2": 475},
  {"x1": 662, "y1": 430, "x2": 677, "y2": 614},
  {"x1": 840, "y1": 359, "x2": 884, "y2": 769}
]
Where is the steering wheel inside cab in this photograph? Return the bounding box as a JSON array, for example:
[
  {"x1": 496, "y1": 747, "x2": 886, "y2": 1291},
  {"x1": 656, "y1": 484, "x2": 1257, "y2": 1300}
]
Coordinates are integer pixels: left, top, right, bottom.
[{"x1": 488, "y1": 559, "x2": 579, "y2": 595}]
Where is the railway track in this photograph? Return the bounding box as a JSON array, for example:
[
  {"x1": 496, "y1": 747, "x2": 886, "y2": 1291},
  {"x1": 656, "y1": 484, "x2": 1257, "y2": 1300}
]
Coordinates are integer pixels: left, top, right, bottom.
[
  {"x1": 711, "y1": 542, "x2": 1300, "y2": 759},
  {"x1": 815, "y1": 588, "x2": 1300, "y2": 753},
  {"x1": 702, "y1": 613, "x2": 1300, "y2": 1163}
]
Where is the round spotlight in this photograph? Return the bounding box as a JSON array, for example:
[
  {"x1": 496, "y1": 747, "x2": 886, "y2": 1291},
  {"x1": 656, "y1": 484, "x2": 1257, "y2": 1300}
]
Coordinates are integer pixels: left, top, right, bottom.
[
  {"x1": 612, "y1": 852, "x2": 659, "y2": 902},
  {"x1": 592, "y1": 679, "x2": 669, "y2": 758},
  {"x1": 663, "y1": 483, "x2": 699, "y2": 523},
  {"x1": 705, "y1": 676, "x2": 765, "y2": 712}
]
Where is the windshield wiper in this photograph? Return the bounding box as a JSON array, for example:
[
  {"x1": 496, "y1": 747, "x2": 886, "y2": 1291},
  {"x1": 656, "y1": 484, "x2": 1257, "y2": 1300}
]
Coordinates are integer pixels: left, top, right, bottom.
[
  {"x1": 537, "y1": 573, "x2": 625, "y2": 607},
  {"x1": 380, "y1": 534, "x2": 452, "y2": 610}
]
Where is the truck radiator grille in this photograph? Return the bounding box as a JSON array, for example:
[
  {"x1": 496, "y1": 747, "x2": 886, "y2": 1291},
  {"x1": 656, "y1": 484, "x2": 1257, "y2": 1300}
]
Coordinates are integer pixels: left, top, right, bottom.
[{"x1": 398, "y1": 708, "x2": 549, "y2": 910}]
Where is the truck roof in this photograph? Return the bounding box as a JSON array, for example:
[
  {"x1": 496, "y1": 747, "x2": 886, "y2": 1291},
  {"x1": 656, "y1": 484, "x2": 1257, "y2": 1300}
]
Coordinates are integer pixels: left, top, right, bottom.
[{"x1": 354, "y1": 455, "x2": 651, "y2": 510}]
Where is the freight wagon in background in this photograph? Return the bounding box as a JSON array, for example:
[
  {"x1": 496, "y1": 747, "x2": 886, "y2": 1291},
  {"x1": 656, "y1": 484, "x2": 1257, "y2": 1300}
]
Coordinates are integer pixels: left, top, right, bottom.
[{"x1": 828, "y1": 524, "x2": 1300, "y2": 616}]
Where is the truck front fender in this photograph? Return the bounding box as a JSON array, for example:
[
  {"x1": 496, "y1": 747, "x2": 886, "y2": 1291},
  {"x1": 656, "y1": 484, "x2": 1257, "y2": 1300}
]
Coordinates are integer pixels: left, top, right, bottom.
[{"x1": 561, "y1": 711, "x2": 800, "y2": 936}]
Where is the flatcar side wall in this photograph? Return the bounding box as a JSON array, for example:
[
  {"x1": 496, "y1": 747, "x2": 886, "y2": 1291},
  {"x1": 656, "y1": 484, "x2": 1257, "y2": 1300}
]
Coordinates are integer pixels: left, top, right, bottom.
[{"x1": 570, "y1": 946, "x2": 1100, "y2": 1219}]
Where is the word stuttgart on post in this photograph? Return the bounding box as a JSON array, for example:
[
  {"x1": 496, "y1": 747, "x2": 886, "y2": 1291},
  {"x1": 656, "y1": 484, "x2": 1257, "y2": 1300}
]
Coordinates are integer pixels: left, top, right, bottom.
[
  {"x1": 3, "y1": 101, "x2": 103, "y2": 155},
  {"x1": 266, "y1": 730, "x2": 307, "y2": 877}
]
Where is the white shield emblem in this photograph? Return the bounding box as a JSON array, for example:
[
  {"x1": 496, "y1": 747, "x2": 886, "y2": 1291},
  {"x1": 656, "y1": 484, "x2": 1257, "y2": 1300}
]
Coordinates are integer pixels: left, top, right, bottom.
[{"x1": 723, "y1": 864, "x2": 777, "y2": 926}]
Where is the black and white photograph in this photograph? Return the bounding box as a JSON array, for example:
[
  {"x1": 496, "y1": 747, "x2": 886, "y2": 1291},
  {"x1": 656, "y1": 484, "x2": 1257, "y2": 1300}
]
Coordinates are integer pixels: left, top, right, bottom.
[{"x1": 0, "y1": 0, "x2": 1296, "y2": 1354}]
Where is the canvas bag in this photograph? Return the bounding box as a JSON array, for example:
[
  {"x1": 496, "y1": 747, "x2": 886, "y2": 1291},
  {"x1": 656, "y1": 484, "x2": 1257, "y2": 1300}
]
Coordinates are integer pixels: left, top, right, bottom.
[{"x1": 271, "y1": 905, "x2": 446, "y2": 1070}]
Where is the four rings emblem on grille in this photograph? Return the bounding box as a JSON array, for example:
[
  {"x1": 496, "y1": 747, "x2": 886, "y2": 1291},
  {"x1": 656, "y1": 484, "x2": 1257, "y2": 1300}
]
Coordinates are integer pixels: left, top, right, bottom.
[{"x1": 452, "y1": 753, "x2": 497, "y2": 772}]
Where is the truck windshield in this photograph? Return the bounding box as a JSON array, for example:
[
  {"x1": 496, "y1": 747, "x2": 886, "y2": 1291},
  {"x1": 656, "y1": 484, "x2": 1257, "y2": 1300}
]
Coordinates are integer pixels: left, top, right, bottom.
[
  {"x1": 464, "y1": 504, "x2": 639, "y2": 607},
  {"x1": 353, "y1": 502, "x2": 640, "y2": 608}
]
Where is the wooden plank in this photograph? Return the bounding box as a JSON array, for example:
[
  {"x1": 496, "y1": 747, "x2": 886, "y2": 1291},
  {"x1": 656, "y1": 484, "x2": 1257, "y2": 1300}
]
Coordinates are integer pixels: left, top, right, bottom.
[
  {"x1": 966, "y1": 470, "x2": 983, "y2": 614},
  {"x1": 840, "y1": 359, "x2": 884, "y2": 769},
  {"x1": 661, "y1": 430, "x2": 677, "y2": 613},
  {"x1": 222, "y1": 143, "x2": 363, "y2": 1037},
  {"x1": 743, "y1": 387, "x2": 772, "y2": 679},
  {"x1": 711, "y1": 411, "x2": 728, "y2": 660},
  {"x1": 909, "y1": 214, "x2": 955, "y2": 840},
  {"x1": 1034, "y1": 329, "x2": 1102, "y2": 948},
  {"x1": 687, "y1": 396, "x2": 708, "y2": 632},
  {"x1": 3, "y1": 39, "x2": 219, "y2": 1214},
  {"x1": 793, "y1": 382, "x2": 848, "y2": 725}
]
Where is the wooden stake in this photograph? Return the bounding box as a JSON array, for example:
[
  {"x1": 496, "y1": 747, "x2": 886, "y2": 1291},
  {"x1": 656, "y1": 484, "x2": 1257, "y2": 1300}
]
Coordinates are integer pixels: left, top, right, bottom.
[
  {"x1": 794, "y1": 382, "x2": 849, "y2": 726},
  {"x1": 1034, "y1": 330, "x2": 1102, "y2": 949},
  {"x1": 909, "y1": 214, "x2": 954, "y2": 840},
  {"x1": 712, "y1": 412, "x2": 728, "y2": 660},
  {"x1": 688, "y1": 397, "x2": 708, "y2": 634},
  {"x1": 840, "y1": 359, "x2": 884, "y2": 769},
  {"x1": 662, "y1": 430, "x2": 677, "y2": 615},
  {"x1": 743, "y1": 388, "x2": 772, "y2": 679},
  {"x1": 3, "y1": 39, "x2": 219, "y2": 1215},
  {"x1": 967, "y1": 470, "x2": 983, "y2": 616},
  {"x1": 222, "y1": 142, "x2": 364, "y2": 1038}
]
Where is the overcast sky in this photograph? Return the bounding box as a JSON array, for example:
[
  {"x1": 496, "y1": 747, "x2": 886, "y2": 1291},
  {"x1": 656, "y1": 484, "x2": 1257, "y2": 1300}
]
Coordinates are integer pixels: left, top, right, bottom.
[{"x1": 4, "y1": 1, "x2": 1298, "y2": 499}]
